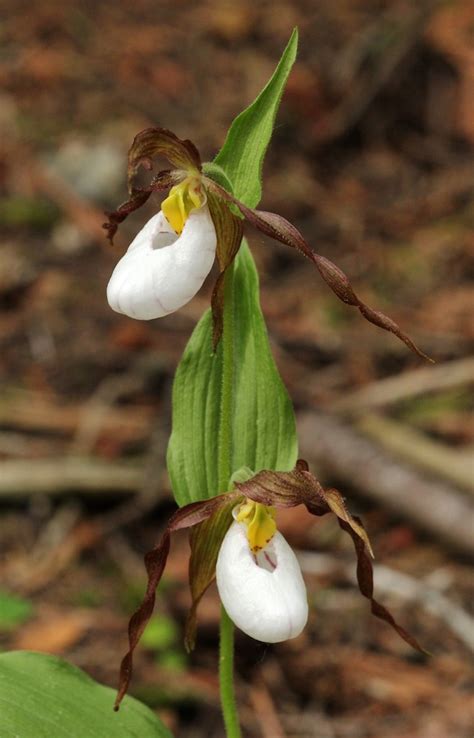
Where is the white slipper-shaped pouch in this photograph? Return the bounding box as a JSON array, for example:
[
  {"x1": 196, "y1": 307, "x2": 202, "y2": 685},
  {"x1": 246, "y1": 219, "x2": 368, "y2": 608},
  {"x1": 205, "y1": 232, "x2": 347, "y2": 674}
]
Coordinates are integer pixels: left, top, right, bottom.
[
  {"x1": 107, "y1": 205, "x2": 217, "y2": 319},
  {"x1": 216, "y1": 520, "x2": 308, "y2": 643}
]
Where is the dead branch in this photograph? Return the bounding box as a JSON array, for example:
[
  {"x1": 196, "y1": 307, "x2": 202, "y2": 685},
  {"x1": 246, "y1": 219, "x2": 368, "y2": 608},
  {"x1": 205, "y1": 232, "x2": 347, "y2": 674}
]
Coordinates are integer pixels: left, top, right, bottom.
[
  {"x1": 0, "y1": 458, "x2": 144, "y2": 497},
  {"x1": 297, "y1": 411, "x2": 474, "y2": 556},
  {"x1": 357, "y1": 413, "x2": 473, "y2": 495},
  {"x1": 0, "y1": 388, "x2": 151, "y2": 443},
  {"x1": 333, "y1": 357, "x2": 474, "y2": 415}
]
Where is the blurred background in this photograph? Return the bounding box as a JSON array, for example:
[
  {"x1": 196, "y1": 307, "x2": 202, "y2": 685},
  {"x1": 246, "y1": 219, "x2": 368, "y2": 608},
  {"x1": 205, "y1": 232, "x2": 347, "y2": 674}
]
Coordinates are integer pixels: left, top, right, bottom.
[{"x1": 0, "y1": 1, "x2": 473, "y2": 736}]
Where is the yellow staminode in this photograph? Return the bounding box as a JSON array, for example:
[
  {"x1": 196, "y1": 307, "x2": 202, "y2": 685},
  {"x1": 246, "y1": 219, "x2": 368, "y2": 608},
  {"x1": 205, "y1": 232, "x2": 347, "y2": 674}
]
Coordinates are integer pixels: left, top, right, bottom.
[
  {"x1": 161, "y1": 176, "x2": 205, "y2": 234},
  {"x1": 236, "y1": 499, "x2": 277, "y2": 553}
]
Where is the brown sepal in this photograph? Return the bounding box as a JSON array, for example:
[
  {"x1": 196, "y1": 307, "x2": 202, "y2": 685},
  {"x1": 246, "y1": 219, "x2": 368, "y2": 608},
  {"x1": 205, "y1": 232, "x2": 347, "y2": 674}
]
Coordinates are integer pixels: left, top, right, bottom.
[
  {"x1": 103, "y1": 170, "x2": 176, "y2": 244},
  {"x1": 206, "y1": 189, "x2": 244, "y2": 349},
  {"x1": 206, "y1": 180, "x2": 432, "y2": 362},
  {"x1": 127, "y1": 127, "x2": 201, "y2": 191},
  {"x1": 235, "y1": 460, "x2": 371, "y2": 552},
  {"x1": 249, "y1": 210, "x2": 432, "y2": 361},
  {"x1": 114, "y1": 492, "x2": 239, "y2": 710}
]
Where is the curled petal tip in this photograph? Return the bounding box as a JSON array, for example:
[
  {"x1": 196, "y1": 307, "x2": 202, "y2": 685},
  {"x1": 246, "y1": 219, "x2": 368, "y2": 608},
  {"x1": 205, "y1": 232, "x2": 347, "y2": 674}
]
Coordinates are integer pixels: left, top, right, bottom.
[{"x1": 216, "y1": 522, "x2": 308, "y2": 643}]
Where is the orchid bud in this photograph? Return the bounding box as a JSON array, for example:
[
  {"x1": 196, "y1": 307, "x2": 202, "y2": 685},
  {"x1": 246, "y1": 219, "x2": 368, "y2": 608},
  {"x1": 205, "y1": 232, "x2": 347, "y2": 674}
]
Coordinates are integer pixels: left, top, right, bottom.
[
  {"x1": 216, "y1": 515, "x2": 308, "y2": 643},
  {"x1": 107, "y1": 203, "x2": 217, "y2": 320}
]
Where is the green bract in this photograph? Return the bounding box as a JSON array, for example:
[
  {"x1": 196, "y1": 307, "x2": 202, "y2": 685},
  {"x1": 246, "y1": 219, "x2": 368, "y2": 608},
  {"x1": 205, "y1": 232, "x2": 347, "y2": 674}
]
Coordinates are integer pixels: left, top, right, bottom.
[
  {"x1": 167, "y1": 242, "x2": 298, "y2": 505},
  {"x1": 214, "y1": 27, "x2": 298, "y2": 209}
]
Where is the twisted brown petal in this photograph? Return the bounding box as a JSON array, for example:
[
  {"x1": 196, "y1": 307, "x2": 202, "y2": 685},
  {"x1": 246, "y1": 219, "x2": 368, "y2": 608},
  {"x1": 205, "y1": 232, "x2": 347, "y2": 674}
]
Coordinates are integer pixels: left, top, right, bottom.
[
  {"x1": 205, "y1": 179, "x2": 432, "y2": 362},
  {"x1": 114, "y1": 492, "x2": 238, "y2": 710},
  {"x1": 339, "y1": 516, "x2": 428, "y2": 654}
]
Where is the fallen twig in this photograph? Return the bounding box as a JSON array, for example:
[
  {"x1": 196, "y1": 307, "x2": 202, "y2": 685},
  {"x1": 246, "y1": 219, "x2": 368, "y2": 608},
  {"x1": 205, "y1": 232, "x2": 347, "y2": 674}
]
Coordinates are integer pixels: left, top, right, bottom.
[
  {"x1": 357, "y1": 413, "x2": 473, "y2": 495},
  {"x1": 0, "y1": 388, "x2": 151, "y2": 443},
  {"x1": 333, "y1": 357, "x2": 474, "y2": 415},
  {"x1": 0, "y1": 458, "x2": 144, "y2": 497},
  {"x1": 297, "y1": 411, "x2": 474, "y2": 556}
]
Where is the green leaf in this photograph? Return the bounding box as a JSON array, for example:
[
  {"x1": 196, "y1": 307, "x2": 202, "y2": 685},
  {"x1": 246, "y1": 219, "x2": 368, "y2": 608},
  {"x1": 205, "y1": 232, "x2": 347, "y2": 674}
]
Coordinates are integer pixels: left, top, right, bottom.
[
  {"x1": 214, "y1": 28, "x2": 298, "y2": 208},
  {"x1": 167, "y1": 242, "x2": 297, "y2": 505},
  {"x1": 0, "y1": 651, "x2": 173, "y2": 738}
]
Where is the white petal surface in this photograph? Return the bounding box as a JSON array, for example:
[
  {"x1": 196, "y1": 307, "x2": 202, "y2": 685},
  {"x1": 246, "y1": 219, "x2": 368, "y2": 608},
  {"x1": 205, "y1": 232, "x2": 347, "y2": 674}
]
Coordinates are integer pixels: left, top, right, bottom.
[
  {"x1": 107, "y1": 206, "x2": 217, "y2": 319},
  {"x1": 216, "y1": 521, "x2": 308, "y2": 643}
]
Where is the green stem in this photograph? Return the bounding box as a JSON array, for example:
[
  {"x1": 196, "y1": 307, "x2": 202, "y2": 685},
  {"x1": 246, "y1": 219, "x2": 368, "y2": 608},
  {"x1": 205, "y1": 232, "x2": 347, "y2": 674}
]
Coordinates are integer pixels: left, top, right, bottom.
[
  {"x1": 217, "y1": 265, "x2": 235, "y2": 492},
  {"x1": 217, "y1": 264, "x2": 241, "y2": 737},
  {"x1": 220, "y1": 605, "x2": 242, "y2": 738}
]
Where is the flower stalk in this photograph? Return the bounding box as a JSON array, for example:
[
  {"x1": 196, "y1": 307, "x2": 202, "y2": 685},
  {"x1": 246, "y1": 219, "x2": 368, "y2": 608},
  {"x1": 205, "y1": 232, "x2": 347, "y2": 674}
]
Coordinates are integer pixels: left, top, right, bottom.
[
  {"x1": 216, "y1": 262, "x2": 241, "y2": 736},
  {"x1": 219, "y1": 607, "x2": 241, "y2": 738}
]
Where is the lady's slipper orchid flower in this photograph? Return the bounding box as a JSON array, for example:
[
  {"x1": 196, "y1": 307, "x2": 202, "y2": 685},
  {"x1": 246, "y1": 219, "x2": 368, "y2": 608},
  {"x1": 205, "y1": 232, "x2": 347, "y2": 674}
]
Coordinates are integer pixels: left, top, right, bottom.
[
  {"x1": 216, "y1": 502, "x2": 308, "y2": 642},
  {"x1": 113, "y1": 460, "x2": 425, "y2": 710},
  {"x1": 106, "y1": 191, "x2": 217, "y2": 319},
  {"x1": 103, "y1": 126, "x2": 431, "y2": 359}
]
